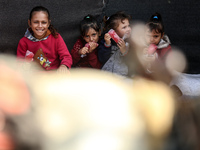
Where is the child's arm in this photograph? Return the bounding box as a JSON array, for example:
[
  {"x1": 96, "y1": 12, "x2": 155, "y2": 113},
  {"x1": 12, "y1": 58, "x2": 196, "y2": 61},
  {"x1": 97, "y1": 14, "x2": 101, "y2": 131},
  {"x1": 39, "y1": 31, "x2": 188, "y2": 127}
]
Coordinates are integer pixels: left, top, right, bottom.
[
  {"x1": 98, "y1": 33, "x2": 113, "y2": 64},
  {"x1": 87, "y1": 50, "x2": 102, "y2": 69},
  {"x1": 17, "y1": 38, "x2": 27, "y2": 58},
  {"x1": 98, "y1": 39, "x2": 112, "y2": 64},
  {"x1": 57, "y1": 64, "x2": 70, "y2": 74},
  {"x1": 87, "y1": 46, "x2": 102, "y2": 69},
  {"x1": 70, "y1": 38, "x2": 85, "y2": 66},
  {"x1": 56, "y1": 34, "x2": 72, "y2": 69},
  {"x1": 117, "y1": 39, "x2": 129, "y2": 56}
]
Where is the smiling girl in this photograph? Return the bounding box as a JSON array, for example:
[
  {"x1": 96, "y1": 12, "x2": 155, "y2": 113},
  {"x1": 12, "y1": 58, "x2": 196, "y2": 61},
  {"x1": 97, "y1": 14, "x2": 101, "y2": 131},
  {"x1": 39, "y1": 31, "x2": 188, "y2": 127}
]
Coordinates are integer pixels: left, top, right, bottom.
[{"x1": 17, "y1": 6, "x2": 72, "y2": 72}]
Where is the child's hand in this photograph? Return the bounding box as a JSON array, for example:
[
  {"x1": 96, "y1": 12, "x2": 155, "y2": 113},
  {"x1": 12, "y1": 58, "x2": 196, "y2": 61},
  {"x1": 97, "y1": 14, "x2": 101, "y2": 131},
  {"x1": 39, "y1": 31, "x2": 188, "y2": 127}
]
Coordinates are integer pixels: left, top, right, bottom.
[
  {"x1": 57, "y1": 64, "x2": 70, "y2": 74},
  {"x1": 78, "y1": 47, "x2": 89, "y2": 55},
  {"x1": 88, "y1": 42, "x2": 98, "y2": 53},
  {"x1": 146, "y1": 54, "x2": 156, "y2": 62},
  {"x1": 143, "y1": 47, "x2": 148, "y2": 55},
  {"x1": 142, "y1": 47, "x2": 156, "y2": 62},
  {"x1": 117, "y1": 39, "x2": 126, "y2": 54},
  {"x1": 104, "y1": 33, "x2": 111, "y2": 45}
]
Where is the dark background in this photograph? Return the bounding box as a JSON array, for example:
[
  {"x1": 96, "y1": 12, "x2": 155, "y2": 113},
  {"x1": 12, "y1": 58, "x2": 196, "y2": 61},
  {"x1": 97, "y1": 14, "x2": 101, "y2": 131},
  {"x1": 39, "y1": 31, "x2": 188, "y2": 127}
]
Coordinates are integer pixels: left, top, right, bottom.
[{"x1": 0, "y1": 0, "x2": 200, "y2": 73}]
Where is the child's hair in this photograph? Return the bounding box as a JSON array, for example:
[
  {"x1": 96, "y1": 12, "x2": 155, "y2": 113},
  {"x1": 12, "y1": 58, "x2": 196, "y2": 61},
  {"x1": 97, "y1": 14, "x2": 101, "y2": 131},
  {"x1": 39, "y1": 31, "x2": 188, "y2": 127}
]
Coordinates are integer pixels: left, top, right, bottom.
[
  {"x1": 103, "y1": 11, "x2": 131, "y2": 32},
  {"x1": 80, "y1": 14, "x2": 101, "y2": 37},
  {"x1": 29, "y1": 6, "x2": 58, "y2": 38},
  {"x1": 146, "y1": 12, "x2": 164, "y2": 35}
]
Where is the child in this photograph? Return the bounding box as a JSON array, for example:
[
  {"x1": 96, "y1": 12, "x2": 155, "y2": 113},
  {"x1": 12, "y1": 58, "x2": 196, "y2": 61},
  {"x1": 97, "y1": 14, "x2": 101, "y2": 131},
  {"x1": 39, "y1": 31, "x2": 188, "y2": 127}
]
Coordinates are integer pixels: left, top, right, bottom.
[
  {"x1": 70, "y1": 14, "x2": 102, "y2": 69},
  {"x1": 144, "y1": 12, "x2": 171, "y2": 63},
  {"x1": 142, "y1": 12, "x2": 172, "y2": 74},
  {"x1": 17, "y1": 6, "x2": 72, "y2": 72},
  {"x1": 98, "y1": 11, "x2": 132, "y2": 76}
]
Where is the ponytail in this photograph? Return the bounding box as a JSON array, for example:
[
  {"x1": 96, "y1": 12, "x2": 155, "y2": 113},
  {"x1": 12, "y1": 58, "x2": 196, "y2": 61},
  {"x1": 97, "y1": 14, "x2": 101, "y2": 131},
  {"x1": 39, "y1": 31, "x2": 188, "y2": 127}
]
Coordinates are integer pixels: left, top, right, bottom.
[
  {"x1": 149, "y1": 12, "x2": 163, "y2": 24},
  {"x1": 49, "y1": 24, "x2": 58, "y2": 38},
  {"x1": 147, "y1": 12, "x2": 164, "y2": 35}
]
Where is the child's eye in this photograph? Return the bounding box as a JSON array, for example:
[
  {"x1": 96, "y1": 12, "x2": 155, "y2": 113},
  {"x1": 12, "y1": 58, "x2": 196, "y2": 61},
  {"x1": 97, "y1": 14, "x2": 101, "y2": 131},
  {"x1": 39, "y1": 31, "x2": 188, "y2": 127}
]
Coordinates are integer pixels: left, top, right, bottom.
[
  {"x1": 92, "y1": 33, "x2": 97, "y2": 36},
  {"x1": 42, "y1": 22, "x2": 47, "y2": 24}
]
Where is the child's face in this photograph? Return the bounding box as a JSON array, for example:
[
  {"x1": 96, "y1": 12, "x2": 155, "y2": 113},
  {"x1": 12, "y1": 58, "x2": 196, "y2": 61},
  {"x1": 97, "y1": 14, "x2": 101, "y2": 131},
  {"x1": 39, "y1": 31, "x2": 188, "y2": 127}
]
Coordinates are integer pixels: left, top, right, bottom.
[
  {"x1": 145, "y1": 29, "x2": 163, "y2": 45},
  {"x1": 28, "y1": 11, "x2": 50, "y2": 39},
  {"x1": 115, "y1": 19, "x2": 131, "y2": 39},
  {"x1": 83, "y1": 28, "x2": 100, "y2": 43}
]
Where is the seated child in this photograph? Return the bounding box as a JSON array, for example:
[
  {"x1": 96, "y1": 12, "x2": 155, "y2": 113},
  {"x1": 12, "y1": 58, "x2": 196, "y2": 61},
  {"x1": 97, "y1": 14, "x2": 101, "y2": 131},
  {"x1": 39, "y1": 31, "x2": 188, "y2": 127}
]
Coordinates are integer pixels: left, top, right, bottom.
[
  {"x1": 98, "y1": 11, "x2": 132, "y2": 76},
  {"x1": 143, "y1": 12, "x2": 171, "y2": 73},
  {"x1": 70, "y1": 14, "x2": 102, "y2": 69},
  {"x1": 17, "y1": 6, "x2": 72, "y2": 72}
]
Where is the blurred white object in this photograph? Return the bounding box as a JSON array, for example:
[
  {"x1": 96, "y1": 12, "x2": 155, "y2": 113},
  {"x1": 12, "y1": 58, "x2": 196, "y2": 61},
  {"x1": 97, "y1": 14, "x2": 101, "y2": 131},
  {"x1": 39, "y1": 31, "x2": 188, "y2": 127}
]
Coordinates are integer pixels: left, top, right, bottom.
[
  {"x1": 171, "y1": 71, "x2": 200, "y2": 97},
  {"x1": 0, "y1": 54, "x2": 175, "y2": 150}
]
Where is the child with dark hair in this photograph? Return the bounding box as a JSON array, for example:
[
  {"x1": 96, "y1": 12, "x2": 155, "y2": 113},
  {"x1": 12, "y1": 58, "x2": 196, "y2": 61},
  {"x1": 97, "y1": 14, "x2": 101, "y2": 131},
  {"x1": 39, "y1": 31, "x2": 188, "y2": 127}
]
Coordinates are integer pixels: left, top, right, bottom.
[
  {"x1": 70, "y1": 14, "x2": 102, "y2": 69},
  {"x1": 144, "y1": 12, "x2": 171, "y2": 60},
  {"x1": 98, "y1": 11, "x2": 132, "y2": 76},
  {"x1": 17, "y1": 6, "x2": 72, "y2": 72},
  {"x1": 143, "y1": 12, "x2": 172, "y2": 73}
]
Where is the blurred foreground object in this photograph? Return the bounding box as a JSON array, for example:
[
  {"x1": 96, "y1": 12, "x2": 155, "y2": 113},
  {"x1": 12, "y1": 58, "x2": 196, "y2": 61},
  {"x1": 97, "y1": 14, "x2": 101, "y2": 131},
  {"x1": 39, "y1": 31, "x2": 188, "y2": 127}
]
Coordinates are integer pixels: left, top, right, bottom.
[
  {"x1": 30, "y1": 69, "x2": 175, "y2": 150},
  {"x1": 0, "y1": 55, "x2": 30, "y2": 115},
  {"x1": 0, "y1": 54, "x2": 175, "y2": 150}
]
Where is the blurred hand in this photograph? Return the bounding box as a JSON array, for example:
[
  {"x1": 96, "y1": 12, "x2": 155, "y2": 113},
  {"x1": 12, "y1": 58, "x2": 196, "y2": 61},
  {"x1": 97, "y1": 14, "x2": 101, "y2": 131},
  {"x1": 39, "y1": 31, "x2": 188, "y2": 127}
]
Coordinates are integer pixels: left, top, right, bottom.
[
  {"x1": 143, "y1": 47, "x2": 148, "y2": 55},
  {"x1": 117, "y1": 39, "x2": 126, "y2": 54},
  {"x1": 57, "y1": 65, "x2": 70, "y2": 74},
  {"x1": 78, "y1": 47, "x2": 89, "y2": 55},
  {"x1": 104, "y1": 33, "x2": 111, "y2": 45},
  {"x1": 88, "y1": 42, "x2": 98, "y2": 53}
]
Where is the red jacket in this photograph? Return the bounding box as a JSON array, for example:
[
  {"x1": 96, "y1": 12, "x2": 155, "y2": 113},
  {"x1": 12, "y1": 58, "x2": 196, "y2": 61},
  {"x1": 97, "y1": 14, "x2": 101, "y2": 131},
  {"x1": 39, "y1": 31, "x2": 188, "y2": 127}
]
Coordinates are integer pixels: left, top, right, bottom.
[
  {"x1": 17, "y1": 34, "x2": 72, "y2": 70},
  {"x1": 70, "y1": 38, "x2": 102, "y2": 69}
]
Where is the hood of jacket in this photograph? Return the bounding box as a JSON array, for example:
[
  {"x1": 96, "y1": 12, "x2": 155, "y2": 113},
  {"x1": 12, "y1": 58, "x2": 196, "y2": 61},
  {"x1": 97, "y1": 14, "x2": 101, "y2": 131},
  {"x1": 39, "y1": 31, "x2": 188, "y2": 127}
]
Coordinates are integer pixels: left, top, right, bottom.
[
  {"x1": 24, "y1": 28, "x2": 51, "y2": 42},
  {"x1": 157, "y1": 35, "x2": 171, "y2": 49}
]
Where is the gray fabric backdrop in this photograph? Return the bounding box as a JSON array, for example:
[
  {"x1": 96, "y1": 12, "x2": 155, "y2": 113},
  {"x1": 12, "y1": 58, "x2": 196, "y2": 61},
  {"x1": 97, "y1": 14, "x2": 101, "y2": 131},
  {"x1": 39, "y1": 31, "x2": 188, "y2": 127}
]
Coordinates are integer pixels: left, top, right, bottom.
[{"x1": 0, "y1": 0, "x2": 200, "y2": 73}]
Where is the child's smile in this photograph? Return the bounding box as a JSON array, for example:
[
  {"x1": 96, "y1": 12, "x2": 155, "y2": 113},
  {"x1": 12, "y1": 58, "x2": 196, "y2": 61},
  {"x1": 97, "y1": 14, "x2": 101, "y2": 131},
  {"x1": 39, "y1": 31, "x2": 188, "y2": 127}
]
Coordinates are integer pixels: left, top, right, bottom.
[
  {"x1": 28, "y1": 11, "x2": 50, "y2": 39},
  {"x1": 115, "y1": 19, "x2": 131, "y2": 38}
]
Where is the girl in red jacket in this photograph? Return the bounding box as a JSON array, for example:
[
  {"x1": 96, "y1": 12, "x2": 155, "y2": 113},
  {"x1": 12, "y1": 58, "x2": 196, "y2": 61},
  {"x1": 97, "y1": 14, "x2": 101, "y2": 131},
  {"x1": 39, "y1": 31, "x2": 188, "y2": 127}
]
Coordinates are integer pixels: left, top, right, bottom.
[
  {"x1": 17, "y1": 6, "x2": 72, "y2": 72},
  {"x1": 70, "y1": 15, "x2": 102, "y2": 69}
]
